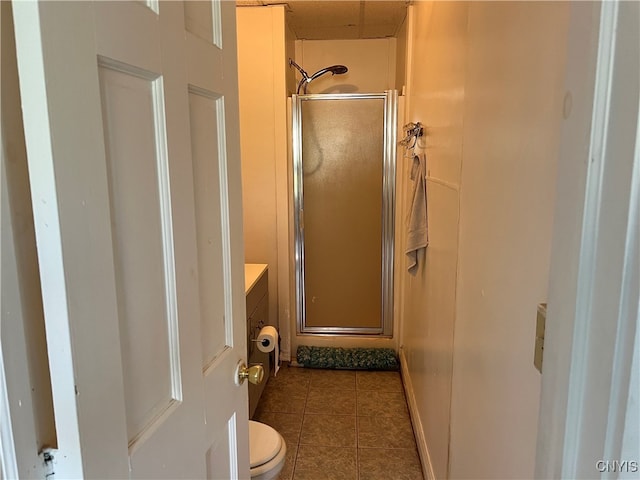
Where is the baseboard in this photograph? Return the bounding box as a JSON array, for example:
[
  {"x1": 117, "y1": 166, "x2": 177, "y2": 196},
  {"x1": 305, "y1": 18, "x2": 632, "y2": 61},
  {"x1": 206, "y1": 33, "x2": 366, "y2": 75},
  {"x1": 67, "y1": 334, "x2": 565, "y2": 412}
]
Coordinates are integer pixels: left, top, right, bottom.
[{"x1": 400, "y1": 347, "x2": 437, "y2": 480}]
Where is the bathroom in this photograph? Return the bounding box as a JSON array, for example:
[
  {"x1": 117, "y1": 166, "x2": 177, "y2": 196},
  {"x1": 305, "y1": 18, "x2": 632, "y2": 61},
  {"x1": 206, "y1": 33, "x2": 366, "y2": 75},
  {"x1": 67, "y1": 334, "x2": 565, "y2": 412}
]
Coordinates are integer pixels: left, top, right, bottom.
[
  {"x1": 235, "y1": 1, "x2": 569, "y2": 479},
  {"x1": 2, "y1": 1, "x2": 637, "y2": 479}
]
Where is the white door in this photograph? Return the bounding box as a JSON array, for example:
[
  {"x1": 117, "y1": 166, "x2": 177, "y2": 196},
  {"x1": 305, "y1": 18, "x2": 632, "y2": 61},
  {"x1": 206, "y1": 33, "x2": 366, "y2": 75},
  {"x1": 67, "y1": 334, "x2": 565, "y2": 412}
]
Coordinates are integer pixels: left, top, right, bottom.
[{"x1": 12, "y1": 1, "x2": 249, "y2": 478}]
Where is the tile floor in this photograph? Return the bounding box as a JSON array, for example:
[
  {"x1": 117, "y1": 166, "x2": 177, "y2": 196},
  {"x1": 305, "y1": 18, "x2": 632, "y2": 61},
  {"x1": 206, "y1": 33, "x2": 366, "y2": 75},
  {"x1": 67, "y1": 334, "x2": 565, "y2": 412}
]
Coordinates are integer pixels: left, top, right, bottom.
[{"x1": 253, "y1": 364, "x2": 424, "y2": 480}]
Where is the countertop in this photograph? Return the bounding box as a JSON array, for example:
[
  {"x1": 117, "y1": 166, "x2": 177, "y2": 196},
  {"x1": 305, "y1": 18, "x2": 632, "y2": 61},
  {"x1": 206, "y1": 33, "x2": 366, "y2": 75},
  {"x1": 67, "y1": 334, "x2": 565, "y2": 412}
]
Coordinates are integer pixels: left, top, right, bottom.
[{"x1": 244, "y1": 263, "x2": 268, "y2": 295}]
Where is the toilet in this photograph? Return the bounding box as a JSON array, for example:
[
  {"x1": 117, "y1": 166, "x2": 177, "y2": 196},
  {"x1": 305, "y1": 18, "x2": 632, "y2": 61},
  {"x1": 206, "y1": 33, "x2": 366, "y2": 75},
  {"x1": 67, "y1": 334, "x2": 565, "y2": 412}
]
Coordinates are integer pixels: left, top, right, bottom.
[{"x1": 249, "y1": 420, "x2": 287, "y2": 480}]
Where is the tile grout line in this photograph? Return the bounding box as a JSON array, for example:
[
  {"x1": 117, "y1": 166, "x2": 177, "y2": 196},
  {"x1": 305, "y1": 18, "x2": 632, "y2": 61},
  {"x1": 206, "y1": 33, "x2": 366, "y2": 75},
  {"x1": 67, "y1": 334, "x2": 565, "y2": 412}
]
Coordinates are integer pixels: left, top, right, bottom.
[{"x1": 292, "y1": 370, "x2": 311, "y2": 479}]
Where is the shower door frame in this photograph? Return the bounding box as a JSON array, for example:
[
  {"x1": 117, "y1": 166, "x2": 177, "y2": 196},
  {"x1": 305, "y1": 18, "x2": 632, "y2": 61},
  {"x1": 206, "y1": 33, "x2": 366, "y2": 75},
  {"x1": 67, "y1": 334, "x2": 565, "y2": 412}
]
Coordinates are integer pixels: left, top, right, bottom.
[{"x1": 292, "y1": 91, "x2": 398, "y2": 336}]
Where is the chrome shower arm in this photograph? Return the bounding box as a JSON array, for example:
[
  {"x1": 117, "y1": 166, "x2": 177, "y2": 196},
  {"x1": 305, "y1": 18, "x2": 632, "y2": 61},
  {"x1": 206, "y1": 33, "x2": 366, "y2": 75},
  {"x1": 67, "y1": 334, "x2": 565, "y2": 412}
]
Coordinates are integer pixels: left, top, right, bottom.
[
  {"x1": 289, "y1": 59, "x2": 311, "y2": 94},
  {"x1": 289, "y1": 59, "x2": 309, "y2": 80}
]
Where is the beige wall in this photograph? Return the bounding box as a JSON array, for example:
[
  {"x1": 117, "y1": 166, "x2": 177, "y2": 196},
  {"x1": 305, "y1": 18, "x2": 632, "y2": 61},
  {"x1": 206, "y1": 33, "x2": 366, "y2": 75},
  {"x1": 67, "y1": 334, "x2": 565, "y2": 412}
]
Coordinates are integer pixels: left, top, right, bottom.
[
  {"x1": 285, "y1": 22, "x2": 297, "y2": 95},
  {"x1": 395, "y1": 16, "x2": 408, "y2": 93},
  {"x1": 400, "y1": 1, "x2": 570, "y2": 478},
  {"x1": 451, "y1": 2, "x2": 569, "y2": 477},
  {"x1": 295, "y1": 38, "x2": 397, "y2": 93},
  {"x1": 236, "y1": 6, "x2": 291, "y2": 358},
  {"x1": 400, "y1": 2, "x2": 467, "y2": 478}
]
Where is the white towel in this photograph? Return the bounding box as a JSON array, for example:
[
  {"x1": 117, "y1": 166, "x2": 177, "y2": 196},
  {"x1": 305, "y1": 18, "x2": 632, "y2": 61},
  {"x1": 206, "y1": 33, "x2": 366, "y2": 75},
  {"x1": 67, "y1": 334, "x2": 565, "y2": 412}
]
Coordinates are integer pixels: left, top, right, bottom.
[{"x1": 406, "y1": 154, "x2": 428, "y2": 274}]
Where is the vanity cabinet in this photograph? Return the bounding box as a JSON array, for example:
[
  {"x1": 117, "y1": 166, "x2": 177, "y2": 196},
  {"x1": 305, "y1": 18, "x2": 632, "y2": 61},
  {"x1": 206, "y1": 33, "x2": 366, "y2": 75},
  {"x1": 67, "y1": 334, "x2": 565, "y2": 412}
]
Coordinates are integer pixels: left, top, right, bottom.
[{"x1": 244, "y1": 264, "x2": 270, "y2": 418}]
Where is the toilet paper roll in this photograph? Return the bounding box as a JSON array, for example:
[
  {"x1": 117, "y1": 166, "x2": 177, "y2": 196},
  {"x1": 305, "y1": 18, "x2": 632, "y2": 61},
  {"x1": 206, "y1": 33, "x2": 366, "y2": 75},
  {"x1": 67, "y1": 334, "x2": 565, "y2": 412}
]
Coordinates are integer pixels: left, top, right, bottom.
[
  {"x1": 256, "y1": 326, "x2": 278, "y2": 353},
  {"x1": 256, "y1": 326, "x2": 280, "y2": 376}
]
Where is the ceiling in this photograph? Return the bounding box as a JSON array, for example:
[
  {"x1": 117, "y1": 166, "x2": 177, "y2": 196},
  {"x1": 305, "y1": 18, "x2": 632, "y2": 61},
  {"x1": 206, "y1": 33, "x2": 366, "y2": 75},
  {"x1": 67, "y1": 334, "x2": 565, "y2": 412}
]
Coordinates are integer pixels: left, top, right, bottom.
[{"x1": 236, "y1": 1, "x2": 409, "y2": 40}]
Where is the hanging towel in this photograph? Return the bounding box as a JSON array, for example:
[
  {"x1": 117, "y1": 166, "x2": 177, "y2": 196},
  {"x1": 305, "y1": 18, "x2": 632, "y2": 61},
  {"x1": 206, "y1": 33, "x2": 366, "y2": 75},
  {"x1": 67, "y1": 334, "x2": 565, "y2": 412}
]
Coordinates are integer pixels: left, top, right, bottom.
[{"x1": 406, "y1": 154, "x2": 429, "y2": 274}]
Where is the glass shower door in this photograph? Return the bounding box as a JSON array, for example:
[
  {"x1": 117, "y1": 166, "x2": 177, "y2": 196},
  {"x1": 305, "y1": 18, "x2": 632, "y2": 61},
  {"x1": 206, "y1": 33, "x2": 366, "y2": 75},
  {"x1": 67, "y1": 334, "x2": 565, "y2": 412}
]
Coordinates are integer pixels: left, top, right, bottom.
[{"x1": 293, "y1": 92, "x2": 397, "y2": 335}]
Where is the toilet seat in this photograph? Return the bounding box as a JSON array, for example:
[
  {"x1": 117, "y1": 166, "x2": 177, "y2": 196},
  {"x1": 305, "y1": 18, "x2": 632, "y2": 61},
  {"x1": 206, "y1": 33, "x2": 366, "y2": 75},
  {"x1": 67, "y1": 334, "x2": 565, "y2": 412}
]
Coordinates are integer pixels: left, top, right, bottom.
[
  {"x1": 249, "y1": 421, "x2": 287, "y2": 479},
  {"x1": 249, "y1": 421, "x2": 282, "y2": 468}
]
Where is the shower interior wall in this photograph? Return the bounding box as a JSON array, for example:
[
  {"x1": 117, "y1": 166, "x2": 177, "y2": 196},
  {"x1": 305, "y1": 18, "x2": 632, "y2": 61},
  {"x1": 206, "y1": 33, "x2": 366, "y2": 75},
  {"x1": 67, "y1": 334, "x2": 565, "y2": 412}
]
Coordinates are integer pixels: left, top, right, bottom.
[
  {"x1": 293, "y1": 38, "x2": 398, "y2": 94},
  {"x1": 236, "y1": 5, "x2": 407, "y2": 361}
]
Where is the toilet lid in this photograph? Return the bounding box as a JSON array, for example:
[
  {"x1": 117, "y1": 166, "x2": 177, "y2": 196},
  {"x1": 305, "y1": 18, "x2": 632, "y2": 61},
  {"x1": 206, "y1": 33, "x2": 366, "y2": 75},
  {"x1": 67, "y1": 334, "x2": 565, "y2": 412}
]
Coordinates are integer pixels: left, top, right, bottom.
[{"x1": 249, "y1": 421, "x2": 283, "y2": 468}]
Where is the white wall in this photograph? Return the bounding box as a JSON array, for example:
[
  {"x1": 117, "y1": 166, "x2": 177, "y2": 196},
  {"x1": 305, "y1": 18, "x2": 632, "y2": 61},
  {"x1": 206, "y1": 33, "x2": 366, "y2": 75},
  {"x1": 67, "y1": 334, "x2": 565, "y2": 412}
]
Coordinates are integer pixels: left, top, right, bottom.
[{"x1": 400, "y1": 1, "x2": 570, "y2": 478}]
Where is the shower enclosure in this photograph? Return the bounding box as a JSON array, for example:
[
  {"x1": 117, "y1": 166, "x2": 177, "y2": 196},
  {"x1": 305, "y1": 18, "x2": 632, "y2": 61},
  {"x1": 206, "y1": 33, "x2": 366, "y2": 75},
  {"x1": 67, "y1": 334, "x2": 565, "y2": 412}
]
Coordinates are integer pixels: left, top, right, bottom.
[{"x1": 292, "y1": 91, "x2": 397, "y2": 336}]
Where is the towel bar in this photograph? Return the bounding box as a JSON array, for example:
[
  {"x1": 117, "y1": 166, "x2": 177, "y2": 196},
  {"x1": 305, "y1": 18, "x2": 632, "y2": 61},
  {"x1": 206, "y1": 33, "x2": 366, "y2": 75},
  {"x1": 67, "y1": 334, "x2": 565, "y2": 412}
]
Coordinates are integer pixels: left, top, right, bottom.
[{"x1": 399, "y1": 121, "x2": 424, "y2": 148}]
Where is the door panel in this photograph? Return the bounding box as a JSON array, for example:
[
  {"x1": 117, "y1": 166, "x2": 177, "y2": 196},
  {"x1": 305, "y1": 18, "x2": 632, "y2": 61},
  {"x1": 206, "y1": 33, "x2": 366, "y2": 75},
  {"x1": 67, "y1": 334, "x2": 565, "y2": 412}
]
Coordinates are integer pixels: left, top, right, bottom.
[
  {"x1": 12, "y1": 1, "x2": 248, "y2": 478},
  {"x1": 98, "y1": 64, "x2": 181, "y2": 446},
  {"x1": 184, "y1": 1, "x2": 222, "y2": 47},
  {"x1": 189, "y1": 90, "x2": 228, "y2": 370},
  {"x1": 205, "y1": 416, "x2": 236, "y2": 480}
]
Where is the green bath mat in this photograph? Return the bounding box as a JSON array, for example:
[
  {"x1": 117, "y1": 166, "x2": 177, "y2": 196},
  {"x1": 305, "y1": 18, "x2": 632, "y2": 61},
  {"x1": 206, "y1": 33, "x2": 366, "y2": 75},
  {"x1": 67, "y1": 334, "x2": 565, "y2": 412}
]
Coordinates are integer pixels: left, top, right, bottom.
[{"x1": 296, "y1": 346, "x2": 399, "y2": 370}]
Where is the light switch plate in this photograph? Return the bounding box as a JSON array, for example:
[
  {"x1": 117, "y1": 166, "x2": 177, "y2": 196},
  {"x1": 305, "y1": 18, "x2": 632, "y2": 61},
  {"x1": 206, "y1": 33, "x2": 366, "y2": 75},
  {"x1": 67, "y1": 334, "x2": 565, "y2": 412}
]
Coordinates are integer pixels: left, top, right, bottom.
[
  {"x1": 534, "y1": 303, "x2": 547, "y2": 373},
  {"x1": 534, "y1": 337, "x2": 544, "y2": 373}
]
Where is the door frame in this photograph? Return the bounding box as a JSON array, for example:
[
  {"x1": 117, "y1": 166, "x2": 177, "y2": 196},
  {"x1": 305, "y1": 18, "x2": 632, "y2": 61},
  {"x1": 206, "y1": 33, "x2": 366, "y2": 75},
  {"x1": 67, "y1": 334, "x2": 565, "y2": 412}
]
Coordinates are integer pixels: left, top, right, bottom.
[{"x1": 535, "y1": 0, "x2": 639, "y2": 476}]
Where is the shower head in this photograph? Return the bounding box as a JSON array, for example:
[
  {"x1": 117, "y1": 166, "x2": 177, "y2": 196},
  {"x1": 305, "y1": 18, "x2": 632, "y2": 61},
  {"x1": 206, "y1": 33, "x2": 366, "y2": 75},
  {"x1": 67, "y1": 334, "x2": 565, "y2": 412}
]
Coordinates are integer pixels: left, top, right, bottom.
[
  {"x1": 308, "y1": 65, "x2": 348, "y2": 81},
  {"x1": 289, "y1": 58, "x2": 349, "y2": 94}
]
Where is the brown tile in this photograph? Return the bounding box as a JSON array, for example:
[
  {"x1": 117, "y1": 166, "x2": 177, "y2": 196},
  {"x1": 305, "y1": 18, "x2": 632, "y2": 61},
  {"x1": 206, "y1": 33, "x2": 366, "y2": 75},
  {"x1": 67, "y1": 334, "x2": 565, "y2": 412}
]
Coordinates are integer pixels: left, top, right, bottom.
[
  {"x1": 255, "y1": 386, "x2": 307, "y2": 415},
  {"x1": 357, "y1": 390, "x2": 408, "y2": 417},
  {"x1": 305, "y1": 388, "x2": 356, "y2": 415},
  {"x1": 266, "y1": 371, "x2": 311, "y2": 392},
  {"x1": 358, "y1": 416, "x2": 417, "y2": 449},
  {"x1": 358, "y1": 448, "x2": 423, "y2": 480},
  {"x1": 276, "y1": 441, "x2": 298, "y2": 480},
  {"x1": 300, "y1": 414, "x2": 356, "y2": 447},
  {"x1": 296, "y1": 367, "x2": 315, "y2": 375},
  {"x1": 283, "y1": 365, "x2": 312, "y2": 376},
  {"x1": 310, "y1": 369, "x2": 356, "y2": 390},
  {"x1": 269, "y1": 379, "x2": 310, "y2": 397},
  {"x1": 356, "y1": 371, "x2": 403, "y2": 392},
  {"x1": 269, "y1": 363, "x2": 311, "y2": 380},
  {"x1": 252, "y1": 412, "x2": 303, "y2": 446},
  {"x1": 293, "y1": 445, "x2": 357, "y2": 480}
]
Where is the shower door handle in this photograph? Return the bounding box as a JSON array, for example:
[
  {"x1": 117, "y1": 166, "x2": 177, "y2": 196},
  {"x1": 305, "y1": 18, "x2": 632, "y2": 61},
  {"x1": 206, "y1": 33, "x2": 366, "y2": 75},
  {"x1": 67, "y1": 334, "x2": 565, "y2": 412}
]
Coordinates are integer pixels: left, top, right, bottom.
[{"x1": 300, "y1": 209, "x2": 304, "y2": 229}]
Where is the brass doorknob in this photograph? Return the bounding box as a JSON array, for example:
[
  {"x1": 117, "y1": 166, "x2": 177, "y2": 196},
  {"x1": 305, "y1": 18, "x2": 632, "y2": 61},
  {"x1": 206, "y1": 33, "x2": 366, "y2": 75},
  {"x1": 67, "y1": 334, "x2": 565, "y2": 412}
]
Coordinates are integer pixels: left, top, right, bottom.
[{"x1": 236, "y1": 363, "x2": 264, "y2": 385}]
